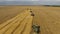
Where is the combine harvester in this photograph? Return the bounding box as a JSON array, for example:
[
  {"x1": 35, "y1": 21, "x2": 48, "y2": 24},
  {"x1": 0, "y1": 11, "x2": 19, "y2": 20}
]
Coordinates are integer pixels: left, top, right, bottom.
[
  {"x1": 0, "y1": 9, "x2": 40, "y2": 34},
  {"x1": 29, "y1": 9, "x2": 40, "y2": 34}
]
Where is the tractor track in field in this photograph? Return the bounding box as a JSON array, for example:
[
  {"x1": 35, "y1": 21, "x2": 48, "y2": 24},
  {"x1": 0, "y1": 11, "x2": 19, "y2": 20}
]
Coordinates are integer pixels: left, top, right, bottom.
[
  {"x1": 0, "y1": 9, "x2": 25, "y2": 24},
  {"x1": 11, "y1": 16, "x2": 28, "y2": 34},
  {"x1": 3, "y1": 15, "x2": 28, "y2": 34},
  {"x1": 0, "y1": 17, "x2": 18, "y2": 30},
  {"x1": 20, "y1": 16, "x2": 33, "y2": 34},
  {"x1": 19, "y1": 23, "x2": 27, "y2": 34},
  {"x1": 0, "y1": 9, "x2": 33, "y2": 34},
  {"x1": 0, "y1": 10, "x2": 31, "y2": 34},
  {"x1": 0, "y1": 10, "x2": 27, "y2": 30}
]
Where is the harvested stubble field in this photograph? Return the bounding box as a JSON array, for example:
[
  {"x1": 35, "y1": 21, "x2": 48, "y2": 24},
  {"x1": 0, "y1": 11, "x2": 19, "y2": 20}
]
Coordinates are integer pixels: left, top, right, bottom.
[{"x1": 0, "y1": 6, "x2": 60, "y2": 34}]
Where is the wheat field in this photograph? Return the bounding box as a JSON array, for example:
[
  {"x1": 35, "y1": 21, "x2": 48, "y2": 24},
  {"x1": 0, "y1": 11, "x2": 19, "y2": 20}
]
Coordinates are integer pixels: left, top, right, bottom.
[{"x1": 0, "y1": 6, "x2": 60, "y2": 34}]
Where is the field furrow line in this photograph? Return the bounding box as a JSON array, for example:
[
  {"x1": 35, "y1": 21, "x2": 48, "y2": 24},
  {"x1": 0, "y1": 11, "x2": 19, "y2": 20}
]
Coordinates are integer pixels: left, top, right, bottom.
[
  {"x1": 0, "y1": 10, "x2": 29, "y2": 34},
  {"x1": 0, "y1": 10, "x2": 28, "y2": 29},
  {"x1": 21, "y1": 16, "x2": 33, "y2": 34},
  {"x1": 12, "y1": 13, "x2": 33, "y2": 34},
  {"x1": 3, "y1": 14, "x2": 28, "y2": 34}
]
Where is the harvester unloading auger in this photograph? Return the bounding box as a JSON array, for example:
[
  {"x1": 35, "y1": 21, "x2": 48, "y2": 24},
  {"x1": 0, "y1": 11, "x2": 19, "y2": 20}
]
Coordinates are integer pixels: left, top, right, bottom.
[{"x1": 29, "y1": 9, "x2": 40, "y2": 34}]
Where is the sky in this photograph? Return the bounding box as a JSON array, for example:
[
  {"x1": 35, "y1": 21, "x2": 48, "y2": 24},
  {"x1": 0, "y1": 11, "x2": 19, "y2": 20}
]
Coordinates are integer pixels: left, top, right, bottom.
[
  {"x1": 0, "y1": 0, "x2": 60, "y2": 1},
  {"x1": 0, "y1": 0, "x2": 60, "y2": 5}
]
